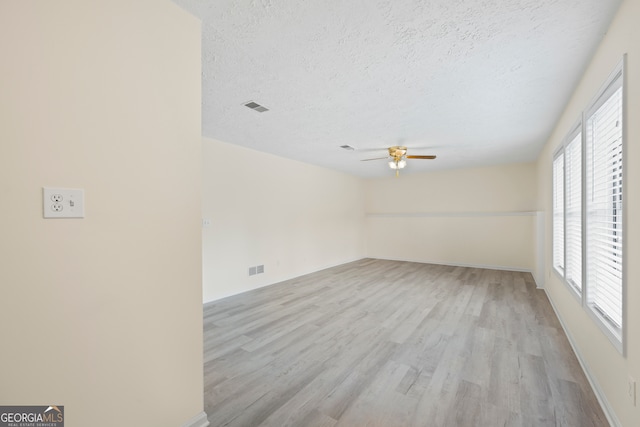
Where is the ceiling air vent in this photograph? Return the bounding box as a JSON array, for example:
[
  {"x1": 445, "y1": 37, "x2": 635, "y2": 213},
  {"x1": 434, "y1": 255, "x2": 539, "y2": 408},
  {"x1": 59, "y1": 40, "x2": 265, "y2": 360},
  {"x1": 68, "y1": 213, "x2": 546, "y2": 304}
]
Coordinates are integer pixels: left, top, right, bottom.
[
  {"x1": 244, "y1": 101, "x2": 269, "y2": 113},
  {"x1": 340, "y1": 145, "x2": 355, "y2": 151}
]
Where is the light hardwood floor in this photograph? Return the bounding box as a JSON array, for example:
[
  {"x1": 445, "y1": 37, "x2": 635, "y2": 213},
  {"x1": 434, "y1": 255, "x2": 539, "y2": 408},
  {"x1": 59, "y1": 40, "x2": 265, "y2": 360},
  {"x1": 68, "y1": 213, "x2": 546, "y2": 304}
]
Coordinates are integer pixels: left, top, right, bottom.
[{"x1": 203, "y1": 259, "x2": 609, "y2": 427}]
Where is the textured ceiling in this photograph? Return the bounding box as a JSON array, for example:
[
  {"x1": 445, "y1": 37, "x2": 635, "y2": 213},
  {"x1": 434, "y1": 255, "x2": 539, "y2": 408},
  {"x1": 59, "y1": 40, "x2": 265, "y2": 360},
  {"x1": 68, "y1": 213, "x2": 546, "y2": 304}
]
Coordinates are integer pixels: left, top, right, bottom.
[{"x1": 173, "y1": 0, "x2": 621, "y2": 177}]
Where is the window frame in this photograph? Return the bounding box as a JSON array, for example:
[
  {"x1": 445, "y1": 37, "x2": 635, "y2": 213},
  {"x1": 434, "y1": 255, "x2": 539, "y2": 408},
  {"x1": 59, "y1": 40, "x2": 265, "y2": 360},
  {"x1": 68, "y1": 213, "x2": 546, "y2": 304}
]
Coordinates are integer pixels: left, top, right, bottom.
[
  {"x1": 552, "y1": 120, "x2": 582, "y2": 303},
  {"x1": 552, "y1": 149, "x2": 565, "y2": 277},
  {"x1": 550, "y1": 56, "x2": 626, "y2": 354},
  {"x1": 564, "y1": 128, "x2": 583, "y2": 296},
  {"x1": 583, "y1": 58, "x2": 626, "y2": 354}
]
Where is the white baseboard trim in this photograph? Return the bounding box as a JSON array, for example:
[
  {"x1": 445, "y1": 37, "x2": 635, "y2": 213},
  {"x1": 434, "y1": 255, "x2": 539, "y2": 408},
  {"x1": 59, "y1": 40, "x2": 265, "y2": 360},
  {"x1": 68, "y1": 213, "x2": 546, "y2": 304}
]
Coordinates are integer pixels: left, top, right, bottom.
[
  {"x1": 365, "y1": 210, "x2": 538, "y2": 218},
  {"x1": 203, "y1": 257, "x2": 366, "y2": 304},
  {"x1": 542, "y1": 289, "x2": 621, "y2": 427},
  {"x1": 532, "y1": 271, "x2": 545, "y2": 289},
  {"x1": 367, "y1": 256, "x2": 534, "y2": 275},
  {"x1": 203, "y1": 257, "x2": 535, "y2": 305},
  {"x1": 181, "y1": 411, "x2": 209, "y2": 427}
]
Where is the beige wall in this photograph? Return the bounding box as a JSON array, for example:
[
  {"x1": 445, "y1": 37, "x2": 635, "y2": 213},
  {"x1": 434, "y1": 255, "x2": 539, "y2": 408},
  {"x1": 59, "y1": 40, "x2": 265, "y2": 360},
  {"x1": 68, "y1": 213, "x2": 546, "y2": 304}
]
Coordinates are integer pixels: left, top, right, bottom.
[
  {"x1": 202, "y1": 138, "x2": 365, "y2": 302},
  {"x1": 536, "y1": 0, "x2": 639, "y2": 425},
  {"x1": 0, "y1": 2, "x2": 204, "y2": 427},
  {"x1": 365, "y1": 163, "x2": 537, "y2": 272}
]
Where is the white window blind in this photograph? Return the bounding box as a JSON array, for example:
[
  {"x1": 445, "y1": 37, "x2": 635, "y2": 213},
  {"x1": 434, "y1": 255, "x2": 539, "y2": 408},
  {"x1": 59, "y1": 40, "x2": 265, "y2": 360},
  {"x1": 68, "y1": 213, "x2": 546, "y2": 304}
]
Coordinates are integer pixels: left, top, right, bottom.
[
  {"x1": 565, "y1": 132, "x2": 582, "y2": 293},
  {"x1": 552, "y1": 153, "x2": 565, "y2": 273},
  {"x1": 585, "y1": 84, "x2": 623, "y2": 332}
]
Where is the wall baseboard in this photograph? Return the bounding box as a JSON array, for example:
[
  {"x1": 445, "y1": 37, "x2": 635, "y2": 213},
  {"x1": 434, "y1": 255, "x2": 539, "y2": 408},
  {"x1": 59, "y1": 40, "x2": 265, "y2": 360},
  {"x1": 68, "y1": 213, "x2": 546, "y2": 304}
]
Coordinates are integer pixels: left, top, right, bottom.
[
  {"x1": 365, "y1": 210, "x2": 538, "y2": 218},
  {"x1": 181, "y1": 411, "x2": 209, "y2": 427},
  {"x1": 203, "y1": 257, "x2": 366, "y2": 304},
  {"x1": 542, "y1": 289, "x2": 621, "y2": 427},
  {"x1": 532, "y1": 271, "x2": 545, "y2": 289},
  {"x1": 204, "y1": 256, "x2": 536, "y2": 306},
  {"x1": 367, "y1": 256, "x2": 534, "y2": 275}
]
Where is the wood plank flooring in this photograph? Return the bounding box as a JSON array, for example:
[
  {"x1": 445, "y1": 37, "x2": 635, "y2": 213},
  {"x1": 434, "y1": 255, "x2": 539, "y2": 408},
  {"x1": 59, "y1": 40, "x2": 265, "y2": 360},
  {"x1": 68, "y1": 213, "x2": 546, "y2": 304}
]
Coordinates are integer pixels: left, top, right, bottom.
[{"x1": 203, "y1": 259, "x2": 609, "y2": 427}]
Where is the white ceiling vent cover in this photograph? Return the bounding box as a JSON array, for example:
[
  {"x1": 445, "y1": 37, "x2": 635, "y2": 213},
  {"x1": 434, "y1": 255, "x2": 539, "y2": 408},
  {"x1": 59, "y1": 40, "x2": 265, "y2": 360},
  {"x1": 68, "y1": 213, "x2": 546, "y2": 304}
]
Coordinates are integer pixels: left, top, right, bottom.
[{"x1": 244, "y1": 101, "x2": 269, "y2": 113}]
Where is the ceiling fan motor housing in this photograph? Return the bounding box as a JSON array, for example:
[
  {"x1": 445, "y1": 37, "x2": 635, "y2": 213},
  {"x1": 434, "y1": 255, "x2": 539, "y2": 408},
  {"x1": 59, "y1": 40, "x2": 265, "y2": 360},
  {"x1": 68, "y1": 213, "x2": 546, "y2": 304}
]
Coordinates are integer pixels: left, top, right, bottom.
[{"x1": 389, "y1": 146, "x2": 407, "y2": 161}]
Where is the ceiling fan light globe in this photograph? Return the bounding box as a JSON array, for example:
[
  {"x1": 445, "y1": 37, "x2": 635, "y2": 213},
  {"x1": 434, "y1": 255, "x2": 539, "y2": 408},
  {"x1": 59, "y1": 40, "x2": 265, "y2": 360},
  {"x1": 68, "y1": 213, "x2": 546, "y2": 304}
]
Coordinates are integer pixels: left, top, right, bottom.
[
  {"x1": 398, "y1": 159, "x2": 407, "y2": 169},
  {"x1": 388, "y1": 161, "x2": 398, "y2": 169}
]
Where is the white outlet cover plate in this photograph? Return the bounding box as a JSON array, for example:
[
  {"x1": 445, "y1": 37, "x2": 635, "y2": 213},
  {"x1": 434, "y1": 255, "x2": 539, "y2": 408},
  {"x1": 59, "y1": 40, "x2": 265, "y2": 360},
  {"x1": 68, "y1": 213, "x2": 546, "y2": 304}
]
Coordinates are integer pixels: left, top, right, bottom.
[{"x1": 43, "y1": 187, "x2": 85, "y2": 218}]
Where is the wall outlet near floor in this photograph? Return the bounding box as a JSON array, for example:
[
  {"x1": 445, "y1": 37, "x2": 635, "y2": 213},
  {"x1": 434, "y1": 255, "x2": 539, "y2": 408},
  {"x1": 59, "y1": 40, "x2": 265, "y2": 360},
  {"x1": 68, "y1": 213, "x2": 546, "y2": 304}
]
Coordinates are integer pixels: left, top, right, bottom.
[{"x1": 628, "y1": 376, "x2": 636, "y2": 406}]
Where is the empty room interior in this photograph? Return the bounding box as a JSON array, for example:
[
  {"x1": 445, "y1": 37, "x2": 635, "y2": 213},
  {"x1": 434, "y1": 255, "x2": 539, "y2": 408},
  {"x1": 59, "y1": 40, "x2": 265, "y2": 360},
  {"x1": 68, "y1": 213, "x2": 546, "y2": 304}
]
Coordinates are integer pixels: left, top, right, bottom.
[{"x1": 1, "y1": 0, "x2": 639, "y2": 426}]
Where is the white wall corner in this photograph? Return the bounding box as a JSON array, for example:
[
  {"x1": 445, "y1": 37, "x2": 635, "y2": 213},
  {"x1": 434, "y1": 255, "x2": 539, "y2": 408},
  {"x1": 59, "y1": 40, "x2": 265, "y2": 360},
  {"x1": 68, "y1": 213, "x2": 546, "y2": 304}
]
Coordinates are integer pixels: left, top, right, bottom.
[{"x1": 181, "y1": 411, "x2": 209, "y2": 427}]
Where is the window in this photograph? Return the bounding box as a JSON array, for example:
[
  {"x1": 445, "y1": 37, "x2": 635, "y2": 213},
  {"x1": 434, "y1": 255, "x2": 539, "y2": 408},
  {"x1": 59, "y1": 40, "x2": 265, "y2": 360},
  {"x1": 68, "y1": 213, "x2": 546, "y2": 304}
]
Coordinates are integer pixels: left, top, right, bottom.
[
  {"x1": 552, "y1": 153, "x2": 564, "y2": 273},
  {"x1": 585, "y1": 73, "x2": 624, "y2": 343},
  {"x1": 551, "y1": 58, "x2": 625, "y2": 352},
  {"x1": 565, "y1": 130, "x2": 582, "y2": 293},
  {"x1": 553, "y1": 123, "x2": 581, "y2": 297}
]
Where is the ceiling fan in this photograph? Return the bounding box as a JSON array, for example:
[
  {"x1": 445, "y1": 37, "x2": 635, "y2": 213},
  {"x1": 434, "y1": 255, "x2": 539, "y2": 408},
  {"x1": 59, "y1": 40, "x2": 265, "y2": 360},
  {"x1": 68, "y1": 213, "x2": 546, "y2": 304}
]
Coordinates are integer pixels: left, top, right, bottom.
[{"x1": 361, "y1": 146, "x2": 436, "y2": 176}]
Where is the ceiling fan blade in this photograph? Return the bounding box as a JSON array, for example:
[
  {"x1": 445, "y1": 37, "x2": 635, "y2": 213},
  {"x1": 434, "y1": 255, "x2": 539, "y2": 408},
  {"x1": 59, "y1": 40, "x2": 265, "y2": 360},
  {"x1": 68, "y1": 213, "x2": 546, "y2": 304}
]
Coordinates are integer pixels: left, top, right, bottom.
[
  {"x1": 406, "y1": 155, "x2": 436, "y2": 159},
  {"x1": 360, "y1": 157, "x2": 388, "y2": 161}
]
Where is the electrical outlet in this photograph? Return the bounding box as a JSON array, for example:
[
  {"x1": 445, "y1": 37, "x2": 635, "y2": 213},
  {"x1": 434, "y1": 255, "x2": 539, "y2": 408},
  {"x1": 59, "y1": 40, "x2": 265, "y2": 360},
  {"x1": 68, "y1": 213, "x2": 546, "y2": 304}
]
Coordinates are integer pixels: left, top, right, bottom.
[
  {"x1": 628, "y1": 376, "x2": 636, "y2": 406},
  {"x1": 202, "y1": 218, "x2": 212, "y2": 227},
  {"x1": 43, "y1": 187, "x2": 85, "y2": 218}
]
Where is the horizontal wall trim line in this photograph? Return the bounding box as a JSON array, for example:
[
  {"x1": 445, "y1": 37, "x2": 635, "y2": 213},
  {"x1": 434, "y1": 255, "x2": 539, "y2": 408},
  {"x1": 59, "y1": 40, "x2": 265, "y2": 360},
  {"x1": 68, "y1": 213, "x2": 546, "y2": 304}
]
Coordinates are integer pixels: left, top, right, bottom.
[{"x1": 365, "y1": 211, "x2": 538, "y2": 218}]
